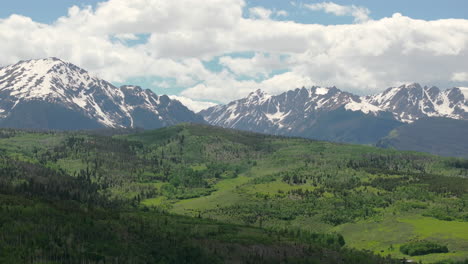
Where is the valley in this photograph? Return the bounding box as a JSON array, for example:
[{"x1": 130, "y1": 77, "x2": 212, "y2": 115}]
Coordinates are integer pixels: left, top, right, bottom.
[
  {"x1": 0, "y1": 124, "x2": 467, "y2": 263},
  {"x1": 1, "y1": 1, "x2": 468, "y2": 263}
]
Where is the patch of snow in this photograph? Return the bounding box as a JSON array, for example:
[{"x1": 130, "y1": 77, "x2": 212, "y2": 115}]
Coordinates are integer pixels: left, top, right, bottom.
[
  {"x1": 226, "y1": 112, "x2": 240, "y2": 123},
  {"x1": 71, "y1": 90, "x2": 88, "y2": 109},
  {"x1": 315, "y1": 97, "x2": 330, "y2": 109},
  {"x1": 247, "y1": 89, "x2": 271, "y2": 104},
  {"x1": 315, "y1": 87, "x2": 329, "y2": 95},
  {"x1": 88, "y1": 97, "x2": 116, "y2": 127},
  {"x1": 265, "y1": 110, "x2": 288, "y2": 122},
  {"x1": 457, "y1": 87, "x2": 468, "y2": 101},
  {"x1": 345, "y1": 100, "x2": 382, "y2": 114},
  {"x1": 265, "y1": 110, "x2": 290, "y2": 128},
  {"x1": 404, "y1": 83, "x2": 420, "y2": 89},
  {"x1": 367, "y1": 86, "x2": 402, "y2": 107},
  {"x1": 433, "y1": 91, "x2": 455, "y2": 117},
  {"x1": 124, "y1": 85, "x2": 139, "y2": 90}
]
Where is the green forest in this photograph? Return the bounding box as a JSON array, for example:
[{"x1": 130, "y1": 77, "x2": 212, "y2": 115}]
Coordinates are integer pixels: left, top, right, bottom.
[{"x1": 0, "y1": 123, "x2": 467, "y2": 263}]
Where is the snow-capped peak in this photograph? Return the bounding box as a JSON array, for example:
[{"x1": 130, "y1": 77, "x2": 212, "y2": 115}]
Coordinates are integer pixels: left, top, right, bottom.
[
  {"x1": 246, "y1": 89, "x2": 271, "y2": 104},
  {"x1": 402, "y1": 82, "x2": 422, "y2": 89},
  {"x1": 312, "y1": 86, "x2": 330, "y2": 95},
  {"x1": 365, "y1": 83, "x2": 467, "y2": 122},
  {"x1": 345, "y1": 99, "x2": 383, "y2": 114},
  {"x1": 0, "y1": 58, "x2": 203, "y2": 129},
  {"x1": 248, "y1": 89, "x2": 269, "y2": 98},
  {"x1": 0, "y1": 57, "x2": 101, "y2": 100}
]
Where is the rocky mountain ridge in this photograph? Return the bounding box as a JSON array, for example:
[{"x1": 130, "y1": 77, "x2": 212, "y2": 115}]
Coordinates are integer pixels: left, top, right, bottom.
[{"x1": 0, "y1": 58, "x2": 204, "y2": 130}]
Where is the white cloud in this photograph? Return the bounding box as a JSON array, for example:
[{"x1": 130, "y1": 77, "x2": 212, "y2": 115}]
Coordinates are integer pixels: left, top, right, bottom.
[
  {"x1": 181, "y1": 71, "x2": 314, "y2": 103},
  {"x1": 219, "y1": 53, "x2": 286, "y2": 78},
  {"x1": 114, "y1": 33, "x2": 139, "y2": 41},
  {"x1": 452, "y1": 72, "x2": 468, "y2": 82},
  {"x1": 168, "y1": 95, "x2": 218, "y2": 112},
  {"x1": 0, "y1": 0, "x2": 468, "y2": 105},
  {"x1": 57, "y1": 0, "x2": 245, "y2": 35},
  {"x1": 305, "y1": 2, "x2": 371, "y2": 23},
  {"x1": 276, "y1": 10, "x2": 289, "y2": 17},
  {"x1": 249, "y1": 7, "x2": 288, "y2": 20},
  {"x1": 152, "y1": 80, "x2": 171, "y2": 89},
  {"x1": 249, "y1": 7, "x2": 273, "y2": 20}
]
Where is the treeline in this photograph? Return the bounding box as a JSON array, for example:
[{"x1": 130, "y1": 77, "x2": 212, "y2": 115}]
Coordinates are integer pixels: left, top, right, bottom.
[{"x1": 0, "y1": 155, "x2": 121, "y2": 208}]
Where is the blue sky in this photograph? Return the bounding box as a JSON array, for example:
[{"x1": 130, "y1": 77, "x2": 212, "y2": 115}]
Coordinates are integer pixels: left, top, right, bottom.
[
  {"x1": 1, "y1": 0, "x2": 467, "y2": 110},
  {"x1": 2, "y1": 0, "x2": 467, "y2": 24}
]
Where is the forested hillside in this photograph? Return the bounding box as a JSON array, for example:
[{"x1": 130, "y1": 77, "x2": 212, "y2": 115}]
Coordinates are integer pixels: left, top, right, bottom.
[
  {"x1": 0, "y1": 124, "x2": 467, "y2": 263},
  {"x1": 378, "y1": 118, "x2": 468, "y2": 158}
]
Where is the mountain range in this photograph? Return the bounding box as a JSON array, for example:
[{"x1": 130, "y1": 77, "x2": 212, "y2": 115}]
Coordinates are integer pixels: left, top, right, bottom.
[
  {"x1": 0, "y1": 58, "x2": 204, "y2": 130},
  {"x1": 0, "y1": 58, "x2": 467, "y2": 157},
  {"x1": 201, "y1": 84, "x2": 467, "y2": 145}
]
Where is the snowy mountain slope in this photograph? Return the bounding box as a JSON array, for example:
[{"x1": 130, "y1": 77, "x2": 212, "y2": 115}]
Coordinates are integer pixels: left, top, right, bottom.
[
  {"x1": 200, "y1": 86, "x2": 399, "y2": 144},
  {"x1": 202, "y1": 86, "x2": 388, "y2": 129},
  {"x1": 202, "y1": 87, "x2": 383, "y2": 131},
  {"x1": 201, "y1": 83, "x2": 467, "y2": 144},
  {"x1": 365, "y1": 83, "x2": 468, "y2": 122},
  {"x1": 0, "y1": 58, "x2": 204, "y2": 130},
  {"x1": 202, "y1": 83, "x2": 467, "y2": 131}
]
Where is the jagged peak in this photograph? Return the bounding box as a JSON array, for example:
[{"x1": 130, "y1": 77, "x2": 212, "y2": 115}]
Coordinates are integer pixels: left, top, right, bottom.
[
  {"x1": 247, "y1": 89, "x2": 268, "y2": 97},
  {"x1": 374, "y1": 83, "x2": 425, "y2": 99},
  {"x1": 121, "y1": 85, "x2": 144, "y2": 92},
  {"x1": 0, "y1": 57, "x2": 106, "y2": 100},
  {"x1": 15, "y1": 57, "x2": 65, "y2": 66},
  {"x1": 396, "y1": 82, "x2": 422, "y2": 89},
  {"x1": 405, "y1": 82, "x2": 421, "y2": 88},
  {"x1": 426, "y1": 85, "x2": 440, "y2": 91},
  {"x1": 12, "y1": 57, "x2": 89, "y2": 71},
  {"x1": 1, "y1": 57, "x2": 91, "y2": 80},
  {"x1": 450, "y1": 87, "x2": 468, "y2": 101},
  {"x1": 309, "y1": 86, "x2": 331, "y2": 96},
  {"x1": 246, "y1": 89, "x2": 270, "y2": 101},
  {"x1": 454, "y1": 86, "x2": 468, "y2": 93}
]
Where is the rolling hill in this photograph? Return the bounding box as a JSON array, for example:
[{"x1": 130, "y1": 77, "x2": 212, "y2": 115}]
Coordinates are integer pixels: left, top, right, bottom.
[
  {"x1": 0, "y1": 124, "x2": 467, "y2": 263},
  {"x1": 378, "y1": 117, "x2": 468, "y2": 158}
]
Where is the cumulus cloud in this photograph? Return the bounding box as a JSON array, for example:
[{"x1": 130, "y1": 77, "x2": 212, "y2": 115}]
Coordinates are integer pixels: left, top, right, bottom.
[
  {"x1": 168, "y1": 95, "x2": 218, "y2": 112},
  {"x1": 219, "y1": 53, "x2": 287, "y2": 78},
  {"x1": 114, "y1": 33, "x2": 139, "y2": 41},
  {"x1": 305, "y1": 2, "x2": 371, "y2": 23},
  {"x1": 249, "y1": 7, "x2": 288, "y2": 20},
  {"x1": 181, "y1": 71, "x2": 314, "y2": 103},
  {"x1": 249, "y1": 7, "x2": 273, "y2": 20},
  {"x1": 276, "y1": 10, "x2": 289, "y2": 17},
  {"x1": 0, "y1": 0, "x2": 468, "y2": 104},
  {"x1": 452, "y1": 72, "x2": 468, "y2": 82}
]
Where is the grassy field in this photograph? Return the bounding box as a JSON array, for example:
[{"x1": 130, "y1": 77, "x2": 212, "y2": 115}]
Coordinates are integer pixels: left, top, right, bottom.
[
  {"x1": 172, "y1": 175, "x2": 250, "y2": 216},
  {"x1": 336, "y1": 215, "x2": 468, "y2": 262}
]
